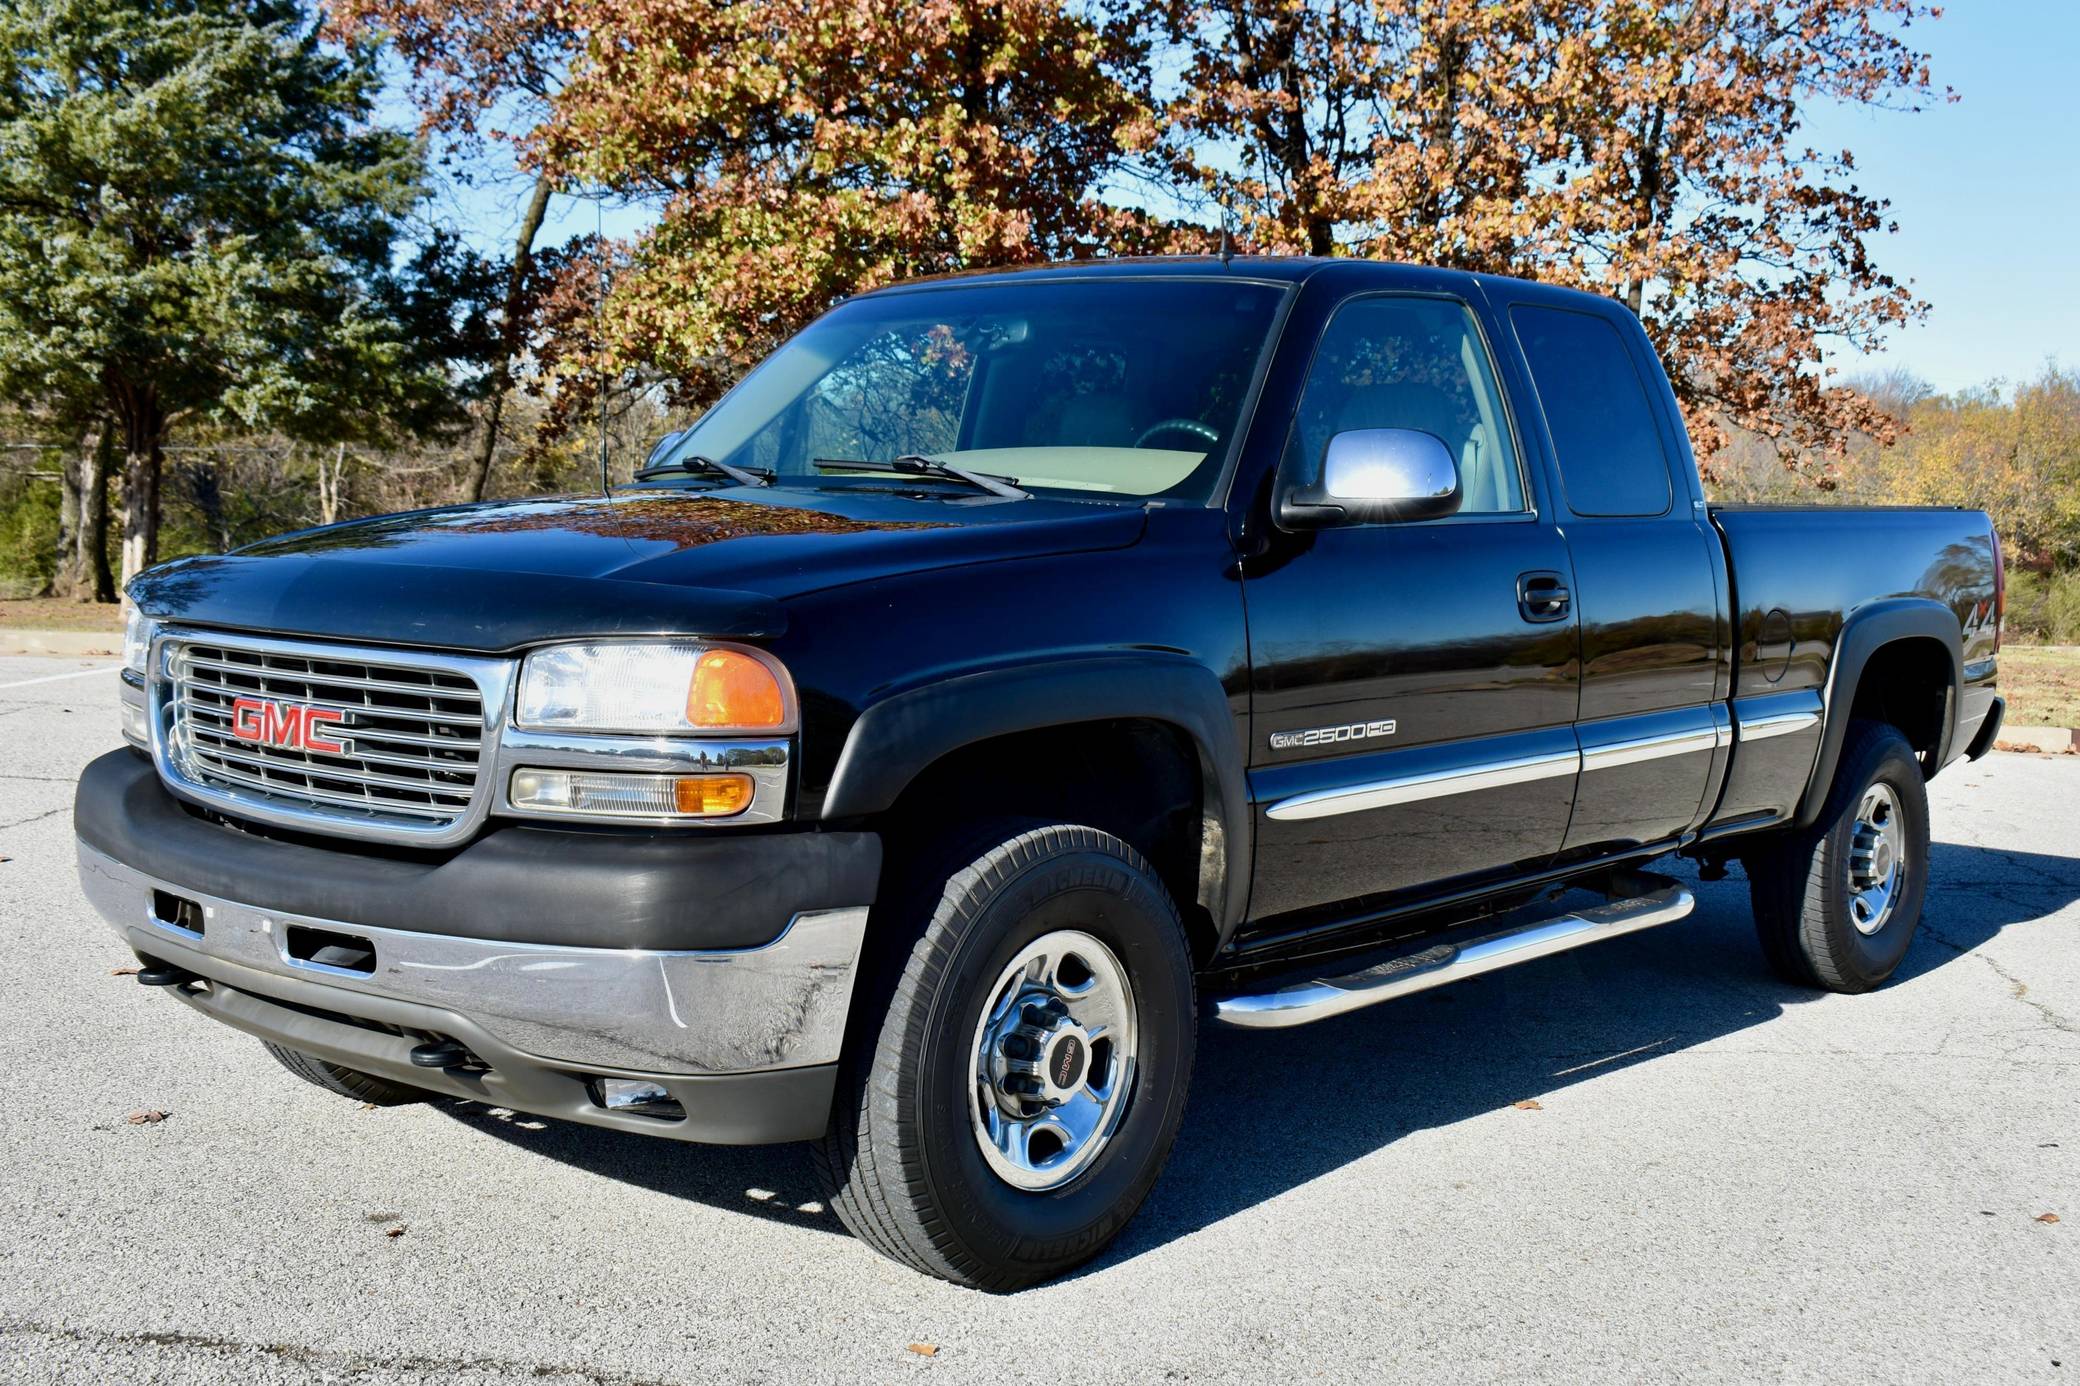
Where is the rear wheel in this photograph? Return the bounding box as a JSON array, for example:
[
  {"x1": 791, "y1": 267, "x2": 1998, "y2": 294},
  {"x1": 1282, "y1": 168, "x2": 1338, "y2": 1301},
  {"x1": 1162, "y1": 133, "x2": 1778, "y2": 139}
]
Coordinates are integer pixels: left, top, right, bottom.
[
  {"x1": 262, "y1": 1042, "x2": 434, "y2": 1106},
  {"x1": 814, "y1": 822, "x2": 1197, "y2": 1290},
  {"x1": 1746, "y1": 719, "x2": 1931, "y2": 993}
]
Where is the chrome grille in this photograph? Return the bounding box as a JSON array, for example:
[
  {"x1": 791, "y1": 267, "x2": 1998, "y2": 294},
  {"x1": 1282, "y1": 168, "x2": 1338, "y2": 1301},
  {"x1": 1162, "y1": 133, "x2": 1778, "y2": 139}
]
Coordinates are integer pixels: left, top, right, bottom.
[{"x1": 164, "y1": 637, "x2": 489, "y2": 836}]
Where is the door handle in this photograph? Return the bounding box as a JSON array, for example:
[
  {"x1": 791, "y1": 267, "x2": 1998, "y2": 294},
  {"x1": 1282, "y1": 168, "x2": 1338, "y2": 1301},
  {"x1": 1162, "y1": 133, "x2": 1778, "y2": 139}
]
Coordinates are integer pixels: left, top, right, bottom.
[{"x1": 1517, "y1": 571, "x2": 1570, "y2": 623}]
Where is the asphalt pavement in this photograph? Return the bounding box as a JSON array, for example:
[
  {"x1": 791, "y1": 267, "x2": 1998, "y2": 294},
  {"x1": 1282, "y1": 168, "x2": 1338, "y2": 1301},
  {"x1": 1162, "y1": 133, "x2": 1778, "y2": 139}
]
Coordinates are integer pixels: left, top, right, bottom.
[{"x1": 1, "y1": 652, "x2": 2074, "y2": 1384}]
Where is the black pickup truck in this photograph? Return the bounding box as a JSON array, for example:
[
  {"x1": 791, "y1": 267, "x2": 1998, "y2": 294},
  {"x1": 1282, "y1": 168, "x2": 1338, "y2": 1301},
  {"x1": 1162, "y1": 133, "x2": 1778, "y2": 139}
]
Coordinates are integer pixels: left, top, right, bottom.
[{"x1": 76, "y1": 258, "x2": 2005, "y2": 1289}]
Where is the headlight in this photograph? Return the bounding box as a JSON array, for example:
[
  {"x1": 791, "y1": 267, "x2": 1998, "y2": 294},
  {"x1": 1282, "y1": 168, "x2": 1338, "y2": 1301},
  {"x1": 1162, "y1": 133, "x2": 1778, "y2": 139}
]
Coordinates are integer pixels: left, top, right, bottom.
[
  {"x1": 123, "y1": 606, "x2": 155, "y2": 675},
  {"x1": 514, "y1": 642, "x2": 793, "y2": 735}
]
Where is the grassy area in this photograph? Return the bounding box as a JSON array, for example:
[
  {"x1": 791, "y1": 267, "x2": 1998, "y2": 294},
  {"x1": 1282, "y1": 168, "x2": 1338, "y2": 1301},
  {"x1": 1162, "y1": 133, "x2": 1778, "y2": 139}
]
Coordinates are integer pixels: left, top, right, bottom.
[
  {"x1": 2002, "y1": 645, "x2": 2080, "y2": 729},
  {"x1": 0, "y1": 596, "x2": 125, "y2": 631}
]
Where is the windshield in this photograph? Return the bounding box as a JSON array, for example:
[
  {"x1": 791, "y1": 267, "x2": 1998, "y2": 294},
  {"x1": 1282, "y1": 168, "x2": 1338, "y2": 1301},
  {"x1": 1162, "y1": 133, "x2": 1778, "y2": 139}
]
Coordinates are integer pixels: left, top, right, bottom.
[{"x1": 656, "y1": 279, "x2": 1285, "y2": 501}]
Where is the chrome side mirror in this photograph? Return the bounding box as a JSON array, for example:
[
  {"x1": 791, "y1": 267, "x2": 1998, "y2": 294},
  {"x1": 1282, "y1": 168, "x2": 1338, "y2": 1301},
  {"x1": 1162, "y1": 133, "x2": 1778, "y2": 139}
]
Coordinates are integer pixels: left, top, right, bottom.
[
  {"x1": 644, "y1": 429, "x2": 687, "y2": 470},
  {"x1": 1276, "y1": 428, "x2": 1462, "y2": 529}
]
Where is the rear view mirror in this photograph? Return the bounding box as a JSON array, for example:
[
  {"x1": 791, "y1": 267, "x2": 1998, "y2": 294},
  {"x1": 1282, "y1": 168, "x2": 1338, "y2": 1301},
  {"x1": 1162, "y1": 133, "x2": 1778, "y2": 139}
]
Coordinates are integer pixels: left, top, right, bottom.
[{"x1": 1276, "y1": 428, "x2": 1462, "y2": 529}]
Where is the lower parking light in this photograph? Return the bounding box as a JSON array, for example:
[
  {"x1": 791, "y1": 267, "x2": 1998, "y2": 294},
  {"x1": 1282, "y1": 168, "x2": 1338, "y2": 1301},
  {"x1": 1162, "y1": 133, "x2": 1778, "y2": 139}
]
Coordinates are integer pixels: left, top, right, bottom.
[{"x1": 509, "y1": 767, "x2": 753, "y2": 819}]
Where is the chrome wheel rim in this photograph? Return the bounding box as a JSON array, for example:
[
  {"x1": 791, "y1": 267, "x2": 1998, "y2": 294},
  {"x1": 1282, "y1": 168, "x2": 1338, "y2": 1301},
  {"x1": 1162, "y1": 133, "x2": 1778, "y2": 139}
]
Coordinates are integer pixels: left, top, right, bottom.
[
  {"x1": 1846, "y1": 782, "x2": 1905, "y2": 936},
  {"x1": 968, "y1": 931, "x2": 1138, "y2": 1192}
]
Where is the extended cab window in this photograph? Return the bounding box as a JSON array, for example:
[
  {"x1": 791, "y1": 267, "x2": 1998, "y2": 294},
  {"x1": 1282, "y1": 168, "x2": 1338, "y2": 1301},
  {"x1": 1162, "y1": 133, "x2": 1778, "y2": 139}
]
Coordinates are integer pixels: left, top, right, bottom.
[
  {"x1": 1285, "y1": 296, "x2": 1524, "y2": 514},
  {"x1": 1510, "y1": 305, "x2": 1673, "y2": 517},
  {"x1": 663, "y1": 280, "x2": 1284, "y2": 501}
]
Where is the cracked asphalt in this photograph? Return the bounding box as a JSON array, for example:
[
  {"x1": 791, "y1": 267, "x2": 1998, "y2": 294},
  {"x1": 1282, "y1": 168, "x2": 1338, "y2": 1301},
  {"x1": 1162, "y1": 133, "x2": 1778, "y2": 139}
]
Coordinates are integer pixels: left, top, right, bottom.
[{"x1": 1, "y1": 652, "x2": 2075, "y2": 1384}]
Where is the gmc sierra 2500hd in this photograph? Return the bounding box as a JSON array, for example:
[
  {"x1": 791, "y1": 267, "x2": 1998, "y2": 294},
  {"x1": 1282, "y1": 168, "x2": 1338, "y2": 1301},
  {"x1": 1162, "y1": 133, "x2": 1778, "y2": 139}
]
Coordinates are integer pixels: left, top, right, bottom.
[{"x1": 76, "y1": 258, "x2": 2005, "y2": 1290}]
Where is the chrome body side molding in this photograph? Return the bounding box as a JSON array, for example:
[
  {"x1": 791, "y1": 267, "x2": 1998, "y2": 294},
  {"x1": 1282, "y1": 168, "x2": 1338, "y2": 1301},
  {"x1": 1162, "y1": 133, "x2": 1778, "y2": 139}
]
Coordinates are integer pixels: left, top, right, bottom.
[
  {"x1": 1262, "y1": 747, "x2": 1578, "y2": 822},
  {"x1": 1578, "y1": 723, "x2": 1721, "y2": 772},
  {"x1": 1736, "y1": 707, "x2": 1822, "y2": 741},
  {"x1": 1213, "y1": 873, "x2": 1695, "y2": 1029}
]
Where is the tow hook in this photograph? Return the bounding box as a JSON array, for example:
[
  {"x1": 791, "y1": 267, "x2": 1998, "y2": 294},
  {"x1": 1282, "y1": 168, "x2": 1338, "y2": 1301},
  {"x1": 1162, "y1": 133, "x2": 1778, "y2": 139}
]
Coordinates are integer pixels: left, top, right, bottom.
[{"x1": 408, "y1": 1039, "x2": 473, "y2": 1069}]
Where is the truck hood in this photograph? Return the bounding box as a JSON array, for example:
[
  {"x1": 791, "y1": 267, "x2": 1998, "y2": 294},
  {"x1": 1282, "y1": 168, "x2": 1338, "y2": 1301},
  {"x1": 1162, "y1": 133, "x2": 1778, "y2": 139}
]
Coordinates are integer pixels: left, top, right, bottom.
[{"x1": 128, "y1": 486, "x2": 1147, "y2": 652}]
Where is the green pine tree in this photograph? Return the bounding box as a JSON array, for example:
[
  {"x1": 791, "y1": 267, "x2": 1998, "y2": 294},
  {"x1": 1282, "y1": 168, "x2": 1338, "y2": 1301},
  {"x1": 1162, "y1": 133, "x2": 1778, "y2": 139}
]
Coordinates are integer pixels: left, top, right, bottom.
[{"x1": 0, "y1": 0, "x2": 491, "y2": 589}]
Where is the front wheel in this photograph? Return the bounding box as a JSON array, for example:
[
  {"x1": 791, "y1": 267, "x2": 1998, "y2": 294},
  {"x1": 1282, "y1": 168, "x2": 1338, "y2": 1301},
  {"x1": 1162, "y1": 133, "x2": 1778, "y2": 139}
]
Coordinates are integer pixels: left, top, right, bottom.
[
  {"x1": 1746, "y1": 719, "x2": 1931, "y2": 993},
  {"x1": 814, "y1": 823, "x2": 1197, "y2": 1290},
  {"x1": 262, "y1": 1041, "x2": 435, "y2": 1106}
]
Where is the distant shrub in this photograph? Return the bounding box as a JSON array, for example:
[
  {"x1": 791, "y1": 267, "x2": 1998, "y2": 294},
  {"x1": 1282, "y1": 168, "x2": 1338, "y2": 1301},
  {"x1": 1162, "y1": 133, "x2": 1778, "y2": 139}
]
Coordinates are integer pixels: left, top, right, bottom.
[
  {"x1": 0, "y1": 473, "x2": 59, "y2": 597},
  {"x1": 2005, "y1": 566, "x2": 2080, "y2": 645}
]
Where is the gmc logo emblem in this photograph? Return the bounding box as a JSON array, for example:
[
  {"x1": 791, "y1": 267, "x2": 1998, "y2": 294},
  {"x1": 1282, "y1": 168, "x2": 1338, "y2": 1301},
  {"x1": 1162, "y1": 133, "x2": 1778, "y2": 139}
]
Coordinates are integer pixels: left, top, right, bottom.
[{"x1": 230, "y1": 697, "x2": 348, "y2": 754}]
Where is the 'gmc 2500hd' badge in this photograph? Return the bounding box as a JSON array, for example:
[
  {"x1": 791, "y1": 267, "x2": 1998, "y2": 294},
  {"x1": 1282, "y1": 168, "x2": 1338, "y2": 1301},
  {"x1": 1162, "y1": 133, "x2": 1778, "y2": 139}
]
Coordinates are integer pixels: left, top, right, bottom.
[{"x1": 1269, "y1": 719, "x2": 1396, "y2": 750}]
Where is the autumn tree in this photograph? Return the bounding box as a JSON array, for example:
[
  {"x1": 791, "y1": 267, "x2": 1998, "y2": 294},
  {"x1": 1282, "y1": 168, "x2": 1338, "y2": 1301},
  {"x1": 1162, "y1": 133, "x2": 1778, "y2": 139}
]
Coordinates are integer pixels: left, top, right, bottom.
[
  {"x1": 1876, "y1": 368, "x2": 2080, "y2": 569},
  {"x1": 1149, "y1": 0, "x2": 1944, "y2": 468},
  {"x1": 330, "y1": 0, "x2": 581, "y2": 499},
  {"x1": 541, "y1": 0, "x2": 1164, "y2": 404},
  {"x1": 0, "y1": 0, "x2": 488, "y2": 589},
  {"x1": 1153, "y1": 0, "x2": 1563, "y2": 262}
]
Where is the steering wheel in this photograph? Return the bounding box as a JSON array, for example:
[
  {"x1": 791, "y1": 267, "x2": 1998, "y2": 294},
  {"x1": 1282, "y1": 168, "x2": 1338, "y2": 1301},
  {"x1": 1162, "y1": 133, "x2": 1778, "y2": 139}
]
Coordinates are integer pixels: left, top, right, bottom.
[{"x1": 1132, "y1": 417, "x2": 1220, "y2": 449}]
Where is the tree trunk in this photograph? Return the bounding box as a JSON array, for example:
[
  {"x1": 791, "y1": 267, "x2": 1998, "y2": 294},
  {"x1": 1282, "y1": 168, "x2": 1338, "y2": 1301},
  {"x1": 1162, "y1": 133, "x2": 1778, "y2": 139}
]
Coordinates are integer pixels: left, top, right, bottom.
[
  {"x1": 52, "y1": 436, "x2": 83, "y2": 598},
  {"x1": 116, "y1": 389, "x2": 166, "y2": 595},
  {"x1": 318, "y1": 442, "x2": 347, "y2": 525},
  {"x1": 119, "y1": 447, "x2": 154, "y2": 593},
  {"x1": 467, "y1": 172, "x2": 557, "y2": 503},
  {"x1": 1623, "y1": 103, "x2": 1668, "y2": 318},
  {"x1": 83, "y1": 424, "x2": 116, "y2": 602},
  {"x1": 181, "y1": 453, "x2": 229, "y2": 551}
]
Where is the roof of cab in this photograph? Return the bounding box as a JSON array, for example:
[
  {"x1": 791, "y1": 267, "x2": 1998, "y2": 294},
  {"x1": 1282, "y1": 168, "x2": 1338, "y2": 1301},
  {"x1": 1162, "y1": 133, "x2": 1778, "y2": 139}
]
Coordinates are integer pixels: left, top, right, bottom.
[
  {"x1": 855, "y1": 254, "x2": 1615, "y2": 313},
  {"x1": 858, "y1": 255, "x2": 1339, "y2": 294}
]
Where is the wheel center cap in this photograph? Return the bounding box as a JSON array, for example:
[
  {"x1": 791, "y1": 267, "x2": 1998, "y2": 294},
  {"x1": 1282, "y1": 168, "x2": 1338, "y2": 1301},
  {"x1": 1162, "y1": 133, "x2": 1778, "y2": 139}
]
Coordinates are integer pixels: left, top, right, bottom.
[{"x1": 1047, "y1": 1033, "x2": 1087, "y2": 1094}]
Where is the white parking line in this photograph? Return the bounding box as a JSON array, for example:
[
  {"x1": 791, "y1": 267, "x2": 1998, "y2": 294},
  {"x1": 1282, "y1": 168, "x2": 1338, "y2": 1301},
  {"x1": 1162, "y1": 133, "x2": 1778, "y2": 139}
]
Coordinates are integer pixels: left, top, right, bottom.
[{"x1": 0, "y1": 665, "x2": 121, "y2": 690}]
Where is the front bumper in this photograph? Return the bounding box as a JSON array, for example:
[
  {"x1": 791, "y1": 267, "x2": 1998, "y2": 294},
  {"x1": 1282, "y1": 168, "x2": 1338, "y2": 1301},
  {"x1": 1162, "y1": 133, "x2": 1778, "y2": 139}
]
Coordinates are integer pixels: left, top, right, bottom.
[{"x1": 75, "y1": 754, "x2": 880, "y2": 1145}]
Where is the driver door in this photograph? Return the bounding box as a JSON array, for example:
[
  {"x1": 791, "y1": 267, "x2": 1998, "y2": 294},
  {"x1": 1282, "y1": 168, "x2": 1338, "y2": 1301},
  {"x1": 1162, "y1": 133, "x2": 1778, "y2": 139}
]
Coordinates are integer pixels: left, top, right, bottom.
[{"x1": 1242, "y1": 292, "x2": 1581, "y2": 927}]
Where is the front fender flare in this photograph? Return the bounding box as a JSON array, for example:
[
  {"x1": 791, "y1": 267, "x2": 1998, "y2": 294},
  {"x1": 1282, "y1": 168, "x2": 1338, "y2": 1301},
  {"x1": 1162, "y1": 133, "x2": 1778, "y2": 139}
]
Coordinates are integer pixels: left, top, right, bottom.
[
  {"x1": 819, "y1": 654, "x2": 1250, "y2": 936},
  {"x1": 1797, "y1": 597, "x2": 1962, "y2": 828}
]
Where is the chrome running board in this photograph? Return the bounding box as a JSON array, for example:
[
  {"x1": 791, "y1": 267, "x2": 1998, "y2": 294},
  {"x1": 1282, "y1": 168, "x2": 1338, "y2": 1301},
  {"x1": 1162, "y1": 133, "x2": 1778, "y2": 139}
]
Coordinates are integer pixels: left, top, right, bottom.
[{"x1": 1212, "y1": 872, "x2": 1695, "y2": 1030}]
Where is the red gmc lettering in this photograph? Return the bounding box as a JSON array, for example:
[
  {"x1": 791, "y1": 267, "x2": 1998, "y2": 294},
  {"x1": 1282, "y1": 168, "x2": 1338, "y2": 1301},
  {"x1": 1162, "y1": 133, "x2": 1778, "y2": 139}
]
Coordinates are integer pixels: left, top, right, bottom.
[
  {"x1": 228, "y1": 697, "x2": 346, "y2": 754},
  {"x1": 300, "y1": 707, "x2": 347, "y2": 754}
]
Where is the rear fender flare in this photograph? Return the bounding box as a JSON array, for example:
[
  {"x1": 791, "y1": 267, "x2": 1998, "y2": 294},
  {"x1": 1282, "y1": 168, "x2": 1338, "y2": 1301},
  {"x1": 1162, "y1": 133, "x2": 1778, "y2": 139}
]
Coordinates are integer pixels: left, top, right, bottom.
[
  {"x1": 820, "y1": 655, "x2": 1250, "y2": 937},
  {"x1": 1798, "y1": 598, "x2": 1962, "y2": 828}
]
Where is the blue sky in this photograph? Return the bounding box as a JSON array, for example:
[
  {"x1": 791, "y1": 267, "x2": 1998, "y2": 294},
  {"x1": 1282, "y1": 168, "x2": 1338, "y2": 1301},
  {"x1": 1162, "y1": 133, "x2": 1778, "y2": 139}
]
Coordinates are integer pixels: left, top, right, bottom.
[
  {"x1": 428, "y1": 3, "x2": 2075, "y2": 396},
  {"x1": 1798, "y1": 1, "x2": 2078, "y2": 391}
]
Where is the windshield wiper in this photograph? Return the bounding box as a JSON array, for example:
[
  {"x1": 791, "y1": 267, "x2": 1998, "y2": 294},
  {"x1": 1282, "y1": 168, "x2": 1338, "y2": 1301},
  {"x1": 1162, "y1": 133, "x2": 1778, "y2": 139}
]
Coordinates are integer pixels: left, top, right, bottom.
[
  {"x1": 812, "y1": 454, "x2": 1029, "y2": 500},
  {"x1": 634, "y1": 453, "x2": 771, "y2": 487}
]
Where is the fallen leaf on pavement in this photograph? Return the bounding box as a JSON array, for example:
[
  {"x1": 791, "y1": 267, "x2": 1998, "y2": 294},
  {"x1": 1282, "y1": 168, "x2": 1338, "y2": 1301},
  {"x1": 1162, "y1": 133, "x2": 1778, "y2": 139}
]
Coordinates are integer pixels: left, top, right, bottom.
[
  {"x1": 385, "y1": 1225, "x2": 407, "y2": 1238},
  {"x1": 359, "y1": 1102, "x2": 378, "y2": 1111},
  {"x1": 111, "y1": 966, "x2": 140, "y2": 976},
  {"x1": 906, "y1": 1343, "x2": 938, "y2": 1357},
  {"x1": 2037, "y1": 1213, "x2": 2061, "y2": 1224},
  {"x1": 125, "y1": 1109, "x2": 169, "y2": 1125},
  {"x1": 1512, "y1": 1099, "x2": 1542, "y2": 1111}
]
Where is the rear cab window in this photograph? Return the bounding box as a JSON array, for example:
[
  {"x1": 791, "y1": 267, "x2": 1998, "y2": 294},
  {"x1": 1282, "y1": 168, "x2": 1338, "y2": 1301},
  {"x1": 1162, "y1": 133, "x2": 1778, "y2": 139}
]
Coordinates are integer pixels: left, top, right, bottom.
[{"x1": 1509, "y1": 305, "x2": 1674, "y2": 518}]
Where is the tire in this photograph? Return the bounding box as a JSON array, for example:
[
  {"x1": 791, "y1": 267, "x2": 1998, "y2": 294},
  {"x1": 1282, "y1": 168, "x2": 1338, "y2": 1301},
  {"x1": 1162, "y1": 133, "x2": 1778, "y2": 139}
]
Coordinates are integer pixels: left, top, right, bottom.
[
  {"x1": 814, "y1": 822, "x2": 1197, "y2": 1291},
  {"x1": 262, "y1": 1041, "x2": 435, "y2": 1106},
  {"x1": 1746, "y1": 719, "x2": 1931, "y2": 993}
]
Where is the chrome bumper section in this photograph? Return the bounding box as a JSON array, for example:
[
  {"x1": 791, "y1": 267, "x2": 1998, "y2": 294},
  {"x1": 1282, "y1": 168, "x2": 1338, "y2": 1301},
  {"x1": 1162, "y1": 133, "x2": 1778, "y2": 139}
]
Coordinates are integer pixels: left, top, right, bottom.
[{"x1": 77, "y1": 840, "x2": 869, "y2": 1076}]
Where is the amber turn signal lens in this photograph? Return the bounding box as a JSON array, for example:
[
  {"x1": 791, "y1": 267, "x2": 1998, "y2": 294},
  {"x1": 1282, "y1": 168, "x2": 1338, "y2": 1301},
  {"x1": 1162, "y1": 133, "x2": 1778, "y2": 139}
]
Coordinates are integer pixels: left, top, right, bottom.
[
  {"x1": 686, "y1": 649, "x2": 786, "y2": 729},
  {"x1": 673, "y1": 773, "x2": 754, "y2": 817}
]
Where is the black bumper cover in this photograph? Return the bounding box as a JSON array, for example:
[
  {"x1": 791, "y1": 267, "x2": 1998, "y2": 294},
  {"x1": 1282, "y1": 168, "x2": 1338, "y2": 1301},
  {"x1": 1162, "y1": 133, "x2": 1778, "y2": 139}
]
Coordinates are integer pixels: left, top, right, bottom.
[{"x1": 75, "y1": 748, "x2": 880, "y2": 951}]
